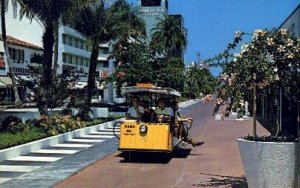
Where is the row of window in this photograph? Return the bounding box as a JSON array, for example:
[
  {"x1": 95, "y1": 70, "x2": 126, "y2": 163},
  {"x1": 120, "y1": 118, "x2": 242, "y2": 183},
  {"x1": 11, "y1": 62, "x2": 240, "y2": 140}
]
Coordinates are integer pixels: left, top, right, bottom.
[
  {"x1": 12, "y1": 67, "x2": 30, "y2": 74},
  {"x1": 8, "y1": 47, "x2": 25, "y2": 62},
  {"x1": 62, "y1": 34, "x2": 89, "y2": 51},
  {"x1": 62, "y1": 53, "x2": 89, "y2": 67}
]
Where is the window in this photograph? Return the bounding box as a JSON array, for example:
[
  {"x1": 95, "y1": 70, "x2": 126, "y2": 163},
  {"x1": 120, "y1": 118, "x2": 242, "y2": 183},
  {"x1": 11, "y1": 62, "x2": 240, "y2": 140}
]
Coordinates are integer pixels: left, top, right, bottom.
[
  {"x1": 63, "y1": 53, "x2": 67, "y2": 63},
  {"x1": 288, "y1": 23, "x2": 295, "y2": 37},
  {"x1": 75, "y1": 39, "x2": 79, "y2": 48},
  {"x1": 80, "y1": 41, "x2": 84, "y2": 49},
  {"x1": 8, "y1": 47, "x2": 24, "y2": 62},
  {"x1": 62, "y1": 34, "x2": 66, "y2": 44},
  {"x1": 102, "y1": 61, "x2": 109, "y2": 68},
  {"x1": 68, "y1": 54, "x2": 73, "y2": 64},
  {"x1": 141, "y1": 0, "x2": 161, "y2": 6},
  {"x1": 100, "y1": 47, "x2": 109, "y2": 54},
  {"x1": 67, "y1": 36, "x2": 72, "y2": 46},
  {"x1": 19, "y1": 50, "x2": 24, "y2": 62},
  {"x1": 75, "y1": 56, "x2": 79, "y2": 65}
]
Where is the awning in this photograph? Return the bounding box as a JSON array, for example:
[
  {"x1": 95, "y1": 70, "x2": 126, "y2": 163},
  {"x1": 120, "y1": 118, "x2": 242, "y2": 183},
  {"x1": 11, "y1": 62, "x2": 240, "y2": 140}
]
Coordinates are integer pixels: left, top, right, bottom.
[
  {"x1": 0, "y1": 81, "x2": 6, "y2": 88},
  {"x1": 71, "y1": 81, "x2": 104, "y2": 90},
  {"x1": 0, "y1": 76, "x2": 12, "y2": 86}
]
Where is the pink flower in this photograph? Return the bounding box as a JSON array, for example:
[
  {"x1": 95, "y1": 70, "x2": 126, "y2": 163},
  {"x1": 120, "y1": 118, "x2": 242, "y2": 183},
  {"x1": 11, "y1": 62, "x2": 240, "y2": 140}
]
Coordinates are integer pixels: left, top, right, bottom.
[
  {"x1": 286, "y1": 52, "x2": 295, "y2": 59},
  {"x1": 287, "y1": 39, "x2": 293, "y2": 47},
  {"x1": 280, "y1": 29, "x2": 287, "y2": 35},
  {"x1": 277, "y1": 45, "x2": 285, "y2": 53},
  {"x1": 267, "y1": 37, "x2": 274, "y2": 46}
]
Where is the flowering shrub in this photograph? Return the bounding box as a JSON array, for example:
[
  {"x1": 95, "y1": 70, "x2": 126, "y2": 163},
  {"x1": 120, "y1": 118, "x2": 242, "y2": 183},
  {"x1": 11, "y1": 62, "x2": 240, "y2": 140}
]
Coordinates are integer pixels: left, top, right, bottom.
[
  {"x1": 210, "y1": 29, "x2": 300, "y2": 138},
  {"x1": 36, "y1": 115, "x2": 86, "y2": 136}
]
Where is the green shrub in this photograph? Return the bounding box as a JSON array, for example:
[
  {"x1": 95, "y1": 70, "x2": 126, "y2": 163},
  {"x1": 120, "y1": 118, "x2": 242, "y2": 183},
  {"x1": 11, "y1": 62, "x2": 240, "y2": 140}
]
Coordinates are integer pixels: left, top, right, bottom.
[{"x1": 0, "y1": 128, "x2": 47, "y2": 150}]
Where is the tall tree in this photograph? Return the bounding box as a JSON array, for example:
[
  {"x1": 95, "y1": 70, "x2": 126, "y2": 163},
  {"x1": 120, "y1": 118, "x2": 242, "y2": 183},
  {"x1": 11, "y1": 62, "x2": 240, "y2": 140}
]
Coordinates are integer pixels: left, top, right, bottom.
[
  {"x1": 184, "y1": 66, "x2": 217, "y2": 97},
  {"x1": 73, "y1": 0, "x2": 145, "y2": 119},
  {"x1": 18, "y1": 0, "x2": 94, "y2": 114},
  {"x1": 150, "y1": 14, "x2": 187, "y2": 57},
  {"x1": 1, "y1": 0, "x2": 21, "y2": 106}
]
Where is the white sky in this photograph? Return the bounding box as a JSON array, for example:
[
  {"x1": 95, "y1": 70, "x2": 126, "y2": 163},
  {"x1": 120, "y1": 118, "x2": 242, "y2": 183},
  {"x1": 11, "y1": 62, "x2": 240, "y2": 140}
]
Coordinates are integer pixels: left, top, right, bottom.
[{"x1": 1, "y1": 1, "x2": 44, "y2": 47}]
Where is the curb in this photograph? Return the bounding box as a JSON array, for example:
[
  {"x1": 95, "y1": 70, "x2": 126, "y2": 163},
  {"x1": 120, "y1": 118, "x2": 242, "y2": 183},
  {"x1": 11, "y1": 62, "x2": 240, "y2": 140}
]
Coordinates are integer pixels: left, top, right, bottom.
[{"x1": 0, "y1": 119, "x2": 123, "y2": 163}]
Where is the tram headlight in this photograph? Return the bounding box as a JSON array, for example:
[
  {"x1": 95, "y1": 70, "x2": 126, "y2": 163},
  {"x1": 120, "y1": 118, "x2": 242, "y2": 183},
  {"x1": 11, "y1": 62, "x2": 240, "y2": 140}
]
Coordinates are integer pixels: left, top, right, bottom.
[{"x1": 139, "y1": 124, "x2": 148, "y2": 134}]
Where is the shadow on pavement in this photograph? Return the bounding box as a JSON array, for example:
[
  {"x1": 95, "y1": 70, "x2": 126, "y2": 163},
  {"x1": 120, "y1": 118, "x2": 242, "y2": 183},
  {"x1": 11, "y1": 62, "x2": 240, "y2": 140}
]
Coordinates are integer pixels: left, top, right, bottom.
[
  {"x1": 193, "y1": 173, "x2": 248, "y2": 188},
  {"x1": 117, "y1": 148, "x2": 191, "y2": 164}
]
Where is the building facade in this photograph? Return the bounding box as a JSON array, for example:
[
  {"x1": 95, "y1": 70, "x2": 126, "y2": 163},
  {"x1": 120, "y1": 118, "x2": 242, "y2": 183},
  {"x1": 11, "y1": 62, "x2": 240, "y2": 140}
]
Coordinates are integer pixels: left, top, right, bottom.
[
  {"x1": 137, "y1": 0, "x2": 168, "y2": 39},
  {"x1": 279, "y1": 4, "x2": 300, "y2": 38},
  {"x1": 0, "y1": 35, "x2": 43, "y2": 75},
  {"x1": 0, "y1": 35, "x2": 43, "y2": 101},
  {"x1": 58, "y1": 26, "x2": 91, "y2": 76}
]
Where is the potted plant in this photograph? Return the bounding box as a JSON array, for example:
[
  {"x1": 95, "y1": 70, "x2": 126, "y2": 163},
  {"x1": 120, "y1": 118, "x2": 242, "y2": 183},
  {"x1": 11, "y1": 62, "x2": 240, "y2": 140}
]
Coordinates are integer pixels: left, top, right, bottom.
[{"x1": 212, "y1": 29, "x2": 300, "y2": 188}]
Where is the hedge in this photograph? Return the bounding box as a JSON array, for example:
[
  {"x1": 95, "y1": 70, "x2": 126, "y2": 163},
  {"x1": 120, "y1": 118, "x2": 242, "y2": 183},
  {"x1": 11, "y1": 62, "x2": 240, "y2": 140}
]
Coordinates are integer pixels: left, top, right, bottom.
[{"x1": 0, "y1": 128, "x2": 48, "y2": 150}]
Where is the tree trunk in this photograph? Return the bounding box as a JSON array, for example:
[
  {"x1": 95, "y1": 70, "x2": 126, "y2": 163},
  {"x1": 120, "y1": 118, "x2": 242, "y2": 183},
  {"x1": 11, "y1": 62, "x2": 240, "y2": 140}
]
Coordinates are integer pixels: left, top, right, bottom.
[
  {"x1": 81, "y1": 39, "x2": 99, "y2": 120},
  {"x1": 253, "y1": 85, "x2": 257, "y2": 138},
  {"x1": 52, "y1": 19, "x2": 59, "y2": 80},
  {"x1": 39, "y1": 22, "x2": 55, "y2": 115},
  {"x1": 275, "y1": 88, "x2": 281, "y2": 137},
  {"x1": 1, "y1": 0, "x2": 21, "y2": 107}
]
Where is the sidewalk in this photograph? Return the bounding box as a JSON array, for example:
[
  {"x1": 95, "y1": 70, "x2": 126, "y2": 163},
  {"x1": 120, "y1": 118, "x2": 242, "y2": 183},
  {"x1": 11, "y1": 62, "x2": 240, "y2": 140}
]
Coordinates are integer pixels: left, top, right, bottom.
[{"x1": 183, "y1": 111, "x2": 270, "y2": 187}]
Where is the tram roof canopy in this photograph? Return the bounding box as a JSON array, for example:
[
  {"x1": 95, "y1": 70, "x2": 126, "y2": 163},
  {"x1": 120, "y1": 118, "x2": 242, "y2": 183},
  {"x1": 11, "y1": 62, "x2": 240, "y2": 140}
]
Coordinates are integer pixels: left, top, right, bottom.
[{"x1": 122, "y1": 83, "x2": 181, "y2": 97}]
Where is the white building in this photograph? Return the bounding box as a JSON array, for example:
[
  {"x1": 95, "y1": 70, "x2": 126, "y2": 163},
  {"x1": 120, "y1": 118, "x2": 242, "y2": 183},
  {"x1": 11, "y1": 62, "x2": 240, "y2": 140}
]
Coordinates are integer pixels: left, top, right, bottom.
[
  {"x1": 0, "y1": 0, "x2": 119, "y2": 102},
  {"x1": 0, "y1": 35, "x2": 43, "y2": 75},
  {"x1": 0, "y1": 35, "x2": 43, "y2": 100},
  {"x1": 58, "y1": 26, "x2": 90, "y2": 75}
]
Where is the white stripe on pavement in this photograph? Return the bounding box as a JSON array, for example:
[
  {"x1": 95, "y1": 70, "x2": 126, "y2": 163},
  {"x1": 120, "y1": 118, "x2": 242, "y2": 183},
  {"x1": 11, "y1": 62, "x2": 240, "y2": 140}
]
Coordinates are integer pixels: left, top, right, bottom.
[
  {"x1": 0, "y1": 178, "x2": 11, "y2": 184},
  {"x1": 0, "y1": 165, "x2": 41, "y2": 172},
  {"x1": 68, "y1": 138, "x2": 105, "y2": 143},
  {"x1": 80, "y1": 135, "x2": 114, "y2": 139},
  {"x1": 53, "y1": 143, "x2": 93, "y2": 148},
  {"x1": 32, "y1": 149, "x2": 80, "y2": 155},
  {"x1": 90, "y1": 131, "x2": 120, "y2": 135},
  {"x1": 8, "y1": 156, "x2": 62, "y2": 162}
]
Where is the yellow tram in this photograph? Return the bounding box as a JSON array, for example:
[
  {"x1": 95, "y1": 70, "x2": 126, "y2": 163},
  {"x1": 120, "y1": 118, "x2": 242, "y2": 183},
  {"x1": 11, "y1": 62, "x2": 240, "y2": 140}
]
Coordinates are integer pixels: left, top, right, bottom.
[{"x1": 115, "y1": 83, "x2": 183, "y2": 153}]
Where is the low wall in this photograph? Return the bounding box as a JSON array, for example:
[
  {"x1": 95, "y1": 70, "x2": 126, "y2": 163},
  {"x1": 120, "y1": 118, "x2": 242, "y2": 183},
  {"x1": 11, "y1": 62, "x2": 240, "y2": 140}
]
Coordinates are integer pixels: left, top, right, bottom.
[{"x1": 0, "y1": 119, "x2": 122, "y2": 162}]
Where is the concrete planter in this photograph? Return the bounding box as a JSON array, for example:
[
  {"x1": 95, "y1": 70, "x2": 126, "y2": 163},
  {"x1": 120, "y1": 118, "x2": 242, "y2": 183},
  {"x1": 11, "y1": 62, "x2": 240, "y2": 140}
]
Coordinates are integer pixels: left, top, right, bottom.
[
  {"x1": 71, "y1": 107, "x2": 109, "y2": 118},
  {"x1": 114, "y1": 97, "x2": 126, "y2": 104},
  {"x1": 237, "y1": 138, "x2": 300, "y2": 188}
]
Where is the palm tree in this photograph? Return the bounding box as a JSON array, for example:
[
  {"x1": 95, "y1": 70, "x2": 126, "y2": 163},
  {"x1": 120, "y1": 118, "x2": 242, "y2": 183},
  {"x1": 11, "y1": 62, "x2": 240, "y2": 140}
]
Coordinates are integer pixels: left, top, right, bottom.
[
  {"x1": 150, "y1": 14, "x2": 187, "y2": 57},
  {"x1": 18, "y1": 0, "x2": 94, "y2": 114},
  {"x1": 73, "y1": 0, "x2": 145, "y2": 119},
  {"x1": 1, "y1": 0, "x2": 21, "y2": 106}
]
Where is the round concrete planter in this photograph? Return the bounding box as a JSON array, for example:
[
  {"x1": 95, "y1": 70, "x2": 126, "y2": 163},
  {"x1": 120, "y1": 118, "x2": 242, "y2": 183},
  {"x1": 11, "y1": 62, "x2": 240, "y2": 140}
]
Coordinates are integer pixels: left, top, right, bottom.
[{"x1": 237, "y1": 138, "x2": 299, "y2": 188}]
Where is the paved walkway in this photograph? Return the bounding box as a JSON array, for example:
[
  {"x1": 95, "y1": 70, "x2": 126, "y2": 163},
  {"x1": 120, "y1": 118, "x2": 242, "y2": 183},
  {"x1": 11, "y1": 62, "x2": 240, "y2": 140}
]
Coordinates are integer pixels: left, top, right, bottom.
[
  {"x1": 0, "y1": 127, "x2": 120, "y2": 187},
  {"x1": 188, "y1": 111, "x2": 269, "y2": 187},
  {"x1": 0, "y1": 100, "x2": 201, "y2": 187},
  {"x1": 55, "y1": 102, "x2": 270, "y2": 188}
]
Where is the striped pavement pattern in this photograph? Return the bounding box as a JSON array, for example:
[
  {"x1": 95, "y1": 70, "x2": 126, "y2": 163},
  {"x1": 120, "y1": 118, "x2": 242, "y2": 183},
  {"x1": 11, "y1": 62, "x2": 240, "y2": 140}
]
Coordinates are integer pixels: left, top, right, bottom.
[{"x1": 0, "y1": 126, "x2": 120, "y2": 185}]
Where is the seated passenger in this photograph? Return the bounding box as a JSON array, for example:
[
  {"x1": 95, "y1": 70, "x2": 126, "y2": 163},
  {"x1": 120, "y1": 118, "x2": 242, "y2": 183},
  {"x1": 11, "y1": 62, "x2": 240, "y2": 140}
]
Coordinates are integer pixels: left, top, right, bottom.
[
  {"x1": 141, "y1": 100, "x2": 157, "y2": 122},
  {"x1": 172, "y1": 101, "x2": 204, "y2": 147},
  {"x1": 127, "y1": 96, "x2": 144, "y2": 119},
  {"x1": 155, "y1": 98, "x2": 174, "y2": 123}
]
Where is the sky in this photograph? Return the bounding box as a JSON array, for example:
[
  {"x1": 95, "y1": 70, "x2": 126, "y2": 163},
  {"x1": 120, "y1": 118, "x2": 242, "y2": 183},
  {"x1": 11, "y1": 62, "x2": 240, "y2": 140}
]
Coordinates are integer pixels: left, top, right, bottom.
[
  {"x1": 2, "y1": 0, "x2": 300, "y2": 76},
  {"x1": 128, "y1": 0, "x2": 300, "y2": 76}
]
